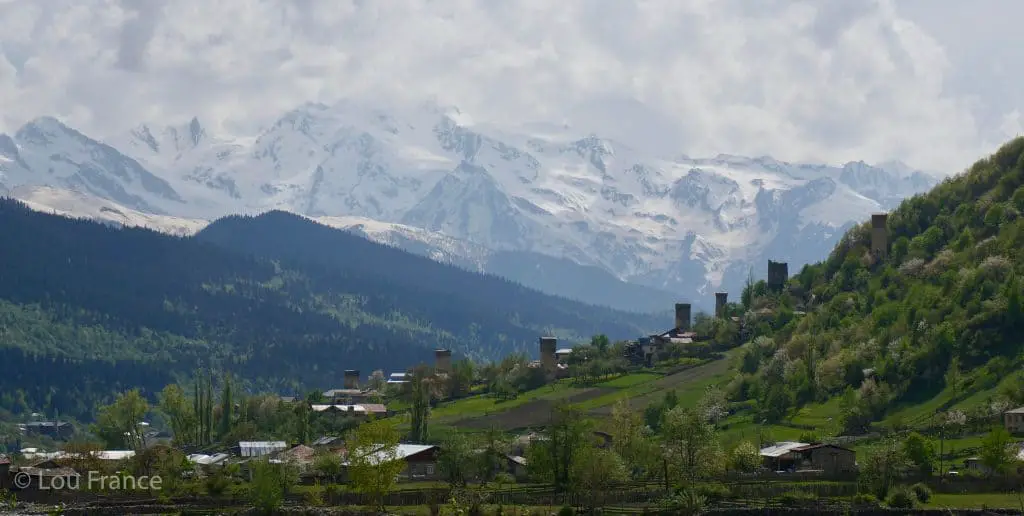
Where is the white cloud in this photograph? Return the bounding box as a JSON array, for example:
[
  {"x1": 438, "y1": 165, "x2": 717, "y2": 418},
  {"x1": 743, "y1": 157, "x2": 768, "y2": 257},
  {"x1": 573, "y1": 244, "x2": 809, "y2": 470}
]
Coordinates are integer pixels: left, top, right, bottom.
[{"x1": 0, "y1": 0, "x2": 1020, "y2": 172}]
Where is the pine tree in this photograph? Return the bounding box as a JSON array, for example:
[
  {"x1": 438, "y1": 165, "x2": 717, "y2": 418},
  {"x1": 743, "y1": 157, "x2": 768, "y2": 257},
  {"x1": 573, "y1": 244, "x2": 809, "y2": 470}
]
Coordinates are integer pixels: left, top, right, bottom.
[
  {"x1": 219, "y1": 372, "x2": 233, "y2": 439},
  {"x1": 204, "y1": 371, "x2": 214, "y2": 445},
  {"x1": 193, "y1": 375, "x2": 202, "y2": 445}
]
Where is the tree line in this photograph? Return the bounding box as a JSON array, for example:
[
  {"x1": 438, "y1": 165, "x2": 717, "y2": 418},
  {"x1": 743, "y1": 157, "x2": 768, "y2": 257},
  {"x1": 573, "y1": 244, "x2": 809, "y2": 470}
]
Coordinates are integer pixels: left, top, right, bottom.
[{"x1": 0, "y1": 199, "x2": 663, "y2": 420}]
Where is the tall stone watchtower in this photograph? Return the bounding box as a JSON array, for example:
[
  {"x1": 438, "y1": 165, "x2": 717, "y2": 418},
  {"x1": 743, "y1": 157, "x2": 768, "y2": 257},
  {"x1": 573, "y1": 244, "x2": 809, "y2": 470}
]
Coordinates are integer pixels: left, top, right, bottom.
[
  {"x1": 434, "y1": 349, "x2": 452, "y2": 375},
  {"x1": 539, "y1": 337, "x2": 557, "y2": 374},
  {"x1": 871, "y1": 213, "x2": 889, "y2": 260},
  {"x1": 343, "y1": 370, "x2": 360, "y2": 390},
  {"x1": 767, "y1": 260, "x2": 789, "y2": 291},
  {"x1": 674, "y1": 303, "x2": 692, "y2": 332},
  {"x1": 715, "y1": 292, "x2": 728, "y2": 319}
]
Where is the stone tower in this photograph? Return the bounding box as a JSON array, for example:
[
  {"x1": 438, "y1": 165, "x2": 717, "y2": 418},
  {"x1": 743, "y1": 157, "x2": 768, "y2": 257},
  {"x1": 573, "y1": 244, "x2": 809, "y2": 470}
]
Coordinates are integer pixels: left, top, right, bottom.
[
  {"x1": 715, "y1": 292, "x2": 728, "y2": 319},
  {"x1": 871, "y1": 213, "x2": 889, "y2": 259},
  {"x1": 434, "y1": 349, "x2": 452, "y2": 375},
  {"x1": 539, "y1": 337, "x2": 558, "y2": 374},
  {"x1": 343, "y1": 370, "x2": 360, "y2": 390},
  {"x1": 767, "y1": 260, "x2": 789, "y2": 291},
  {"x1": 674, "y1": 303, "x2": 692, "y2": 332}
]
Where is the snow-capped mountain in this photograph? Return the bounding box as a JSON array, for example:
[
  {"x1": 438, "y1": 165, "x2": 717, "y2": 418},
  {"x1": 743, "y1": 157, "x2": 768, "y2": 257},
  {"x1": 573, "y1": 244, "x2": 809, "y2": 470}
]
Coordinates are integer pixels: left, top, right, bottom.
[{"x1": 0, "y1": 100, "x2": 940, "y2": 312}]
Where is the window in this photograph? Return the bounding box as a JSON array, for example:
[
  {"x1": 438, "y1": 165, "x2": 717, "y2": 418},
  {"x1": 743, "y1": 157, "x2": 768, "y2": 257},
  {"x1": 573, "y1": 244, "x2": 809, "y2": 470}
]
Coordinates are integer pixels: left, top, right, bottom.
[{"x1": 426, "y1": 464, "x2": 435, "y2": 476}]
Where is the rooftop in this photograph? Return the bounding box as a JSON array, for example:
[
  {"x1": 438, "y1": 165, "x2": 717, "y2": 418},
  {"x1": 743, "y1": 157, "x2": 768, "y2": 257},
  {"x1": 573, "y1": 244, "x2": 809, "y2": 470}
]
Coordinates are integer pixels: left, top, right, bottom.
[
  {"x1": 342, "y1": 444, "x2": 436, "y2": 466},
  {"x1": 239, "y1": 441, "x2": 288, "y2": 448},
  {"x1": 759, "y1": 441, "x2": 809, "y2": 458},
  {"x1": 312, "y1": 436, "x2": 342, "y2": 447},
  {"x1": 187, "y1": 452, "x2": 230, "y2": 465},
  {"x1": 322, "y1": 388, "x2": 365, "y2": 397},
  {"x1": 276, "y1": 445, "x2": 317, "y2": 464},
  {"x1": 1006, "y1": 406, "x2": 1024, "y2": 414}
]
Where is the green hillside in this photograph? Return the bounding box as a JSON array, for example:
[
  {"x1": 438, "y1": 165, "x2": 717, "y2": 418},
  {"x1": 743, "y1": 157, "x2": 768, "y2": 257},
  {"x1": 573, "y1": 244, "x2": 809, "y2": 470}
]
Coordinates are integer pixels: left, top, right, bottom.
[
  {"x1": 0, "y1": 201, "x2": 663, "y2": 420},
  {"x1": 725, "y1": 137, "x2": 1024, "y2": 434}
]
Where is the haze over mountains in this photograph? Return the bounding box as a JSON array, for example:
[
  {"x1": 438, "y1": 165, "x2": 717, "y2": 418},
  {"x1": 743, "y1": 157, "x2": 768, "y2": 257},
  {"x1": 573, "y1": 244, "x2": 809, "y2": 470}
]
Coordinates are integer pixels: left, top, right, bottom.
[{"x1": 0, "y1": 100, "x2": 939, "y2": 312}]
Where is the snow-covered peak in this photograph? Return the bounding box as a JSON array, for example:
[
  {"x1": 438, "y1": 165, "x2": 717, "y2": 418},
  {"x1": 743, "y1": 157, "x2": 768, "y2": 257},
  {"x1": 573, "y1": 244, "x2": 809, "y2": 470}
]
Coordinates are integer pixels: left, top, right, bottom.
[{"x1": 3, "y1": 99, "x2": 940, "y2": 307}]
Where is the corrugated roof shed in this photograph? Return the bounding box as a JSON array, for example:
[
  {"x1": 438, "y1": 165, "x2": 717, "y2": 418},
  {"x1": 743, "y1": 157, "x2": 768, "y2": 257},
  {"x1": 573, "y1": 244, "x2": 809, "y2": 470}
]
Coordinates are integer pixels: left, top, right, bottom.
[
  {"x1": 759, "y1": 442, "x2": 809, "y2": 458},
  {"x1": 188, "y1": 453, "x2": 230, "y2": 465},
  {"x1": 342, "y1": 444, "x2": 436, "y2": 466},
  {"x1": 312, "y1": 436, "x2": 341, "y2": 447},
  {"x1": 239, "y1": 441, "x2": 288, "y2": 457},
  {"x1": 311, "y1": 404, "x2": 367, "y2": 413}
]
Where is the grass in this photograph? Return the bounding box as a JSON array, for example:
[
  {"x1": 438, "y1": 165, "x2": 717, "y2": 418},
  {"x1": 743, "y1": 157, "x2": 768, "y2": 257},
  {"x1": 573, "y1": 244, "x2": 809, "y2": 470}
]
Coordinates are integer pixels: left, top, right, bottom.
[
  {"x1": 926, "y1": 493, "x2": 1024, "y2": 509},
  {"x1": 431, "y1": 379, "x2": 582, "y2": 421},
  {"x1": 596, "y1": 373, "x2": 661, "y2": 389}
]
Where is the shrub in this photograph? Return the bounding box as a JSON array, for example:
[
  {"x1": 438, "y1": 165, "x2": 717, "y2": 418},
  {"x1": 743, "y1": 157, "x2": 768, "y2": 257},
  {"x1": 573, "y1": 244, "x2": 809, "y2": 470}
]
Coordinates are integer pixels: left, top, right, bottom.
[
  {"x1": 778, "y1": 491, "x2": 816, "y2": 507},
  {"x1": 324, "y1": 483, "x2": 341, "y2": 504},
  {"x1": 886, "y1": 488, "x2": 916, "y2": 509},
  {"x1": 493, "y1": 472, "x2": 517, "y2": 485},
  {"x1": 204, "y1": 469, "x2": 231, "y2": 497},
  {"x1": 851, "y1": 493, "x2": 880, "y2": 507},
  {"x1": 695, "y1": 483, "x2": 731, "y2": 503},
  {"x1": 910, "y1": 482, "x2": 932, "y2": 503},
  {"x1": 557, "y1": 505, "x2": 575, "y2": 516}
]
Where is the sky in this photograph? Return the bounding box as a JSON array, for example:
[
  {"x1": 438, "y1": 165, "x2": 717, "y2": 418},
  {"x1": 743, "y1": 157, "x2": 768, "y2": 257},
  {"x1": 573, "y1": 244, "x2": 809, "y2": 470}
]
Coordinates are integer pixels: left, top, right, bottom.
[{"x1": 0, "y1": 0, "x2": 1021, "y2": 174}]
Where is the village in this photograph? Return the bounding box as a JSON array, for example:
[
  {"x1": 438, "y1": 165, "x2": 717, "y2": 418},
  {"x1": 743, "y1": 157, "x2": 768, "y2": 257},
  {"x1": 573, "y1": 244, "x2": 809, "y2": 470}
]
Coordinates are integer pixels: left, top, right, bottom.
[{"x1": 3, "y1": 211, "x2": 1024, "y2": 513}]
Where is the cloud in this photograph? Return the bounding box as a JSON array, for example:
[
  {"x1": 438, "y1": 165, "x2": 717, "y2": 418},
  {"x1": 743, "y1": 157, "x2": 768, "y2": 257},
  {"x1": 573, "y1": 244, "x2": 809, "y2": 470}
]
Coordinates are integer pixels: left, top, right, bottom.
[{"x1": 0, "y1": 0, "x2": 1020, "y2": 172}]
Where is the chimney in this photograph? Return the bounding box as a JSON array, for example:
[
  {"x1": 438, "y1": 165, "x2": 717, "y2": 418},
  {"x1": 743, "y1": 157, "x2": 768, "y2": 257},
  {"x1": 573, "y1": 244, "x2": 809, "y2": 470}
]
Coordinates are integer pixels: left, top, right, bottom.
[
  {"x1": 434, "y1": 349, "x2": 453, "y2": 375},
  {"x1": 343, "y1": 370, "x2": 360, "y2": 390},
  {"x1": 871, "y1": 213, "x2": 889, "y2": 260},
  {"x1": 767, "y1": 260, "x2": 789, "y2": 291},
  {"x1": 715, "y1": 292, "x2": 728, "y2": 319},
  {"x1": 674, "y1": 303, "x2": 692, "y2": 331},
  {"x1": 539, "y1": 337, "x2": 557, "y2": 374}
]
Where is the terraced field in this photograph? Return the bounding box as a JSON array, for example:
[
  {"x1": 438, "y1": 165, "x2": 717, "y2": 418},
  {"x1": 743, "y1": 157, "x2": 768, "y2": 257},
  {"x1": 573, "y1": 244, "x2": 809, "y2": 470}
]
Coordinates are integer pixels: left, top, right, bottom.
[{"x1": 438, "y1": 350, "x2": 739, "y2": 431}]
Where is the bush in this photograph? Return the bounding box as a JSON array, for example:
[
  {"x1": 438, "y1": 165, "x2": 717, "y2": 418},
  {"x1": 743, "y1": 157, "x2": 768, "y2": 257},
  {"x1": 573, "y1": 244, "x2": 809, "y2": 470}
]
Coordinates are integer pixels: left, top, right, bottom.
[
  {"x1": 304, "y1": 481, "x2": 325, "y2": 507},
  {"x1": 851, "y1": 493, "x2": 880, "y2": 507},
  {"x1": 204, "y1": 470, "x2": 231, "y2": 497},
  {"x1": 886, "y1": 488, "x2": 916, "y2": 509},
  {"x1": 695, "y1": 483, "x2": 731, "y2": 503},
  {"x1": 910, "y1": 482, "x2": 932, "y2": 503},
  {"x1": 324, "y1": 483, "x2": 341, "y2": 504},
  {"x1": 777, "y1": 491, "x2": 816, "y2": 507},
  {"x1": 493, "y1": 472, "x2": 517, "y2": 485},
  {"x1": 557, "y1": 505, "x2": 575, "y2": 516}
]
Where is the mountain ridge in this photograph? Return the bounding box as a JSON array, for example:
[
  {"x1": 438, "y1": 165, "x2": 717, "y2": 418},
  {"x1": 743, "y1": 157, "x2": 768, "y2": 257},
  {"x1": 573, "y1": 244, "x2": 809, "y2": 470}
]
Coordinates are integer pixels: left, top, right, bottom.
[
  {"x1": 0, "y1": 102, "x2": 940, "y2": 311},
  {"x1": 0, "y1": 198, "x2": 666, "y2": 419}
]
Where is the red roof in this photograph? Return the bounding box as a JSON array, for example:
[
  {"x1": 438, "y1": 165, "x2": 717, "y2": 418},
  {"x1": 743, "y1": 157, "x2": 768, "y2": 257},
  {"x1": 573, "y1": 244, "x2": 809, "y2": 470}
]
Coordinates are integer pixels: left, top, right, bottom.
[{"x1": 360, "y1": 404, "x2": 388, "y2": 414}]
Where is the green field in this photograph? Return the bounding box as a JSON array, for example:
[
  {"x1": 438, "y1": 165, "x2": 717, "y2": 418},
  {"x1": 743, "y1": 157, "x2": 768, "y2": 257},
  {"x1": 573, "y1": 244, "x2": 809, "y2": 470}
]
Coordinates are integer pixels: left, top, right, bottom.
[
  {"x1": 927, "y1": 493, "x2": 1024, "y2": 509},
  {"x1": 422, "y1": 352, "x2": 737, "y2": 432}
]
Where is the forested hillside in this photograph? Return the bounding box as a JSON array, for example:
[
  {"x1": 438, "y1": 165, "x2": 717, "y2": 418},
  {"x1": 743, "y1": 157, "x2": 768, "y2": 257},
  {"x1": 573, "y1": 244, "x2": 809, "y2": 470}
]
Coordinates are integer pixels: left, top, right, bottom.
[
  {"x1": 0, "y1": 201, "x2": 663, "y2": 420},
  {"x1": 729, "y1": 138, "x2": 1024, "y2": 430}
]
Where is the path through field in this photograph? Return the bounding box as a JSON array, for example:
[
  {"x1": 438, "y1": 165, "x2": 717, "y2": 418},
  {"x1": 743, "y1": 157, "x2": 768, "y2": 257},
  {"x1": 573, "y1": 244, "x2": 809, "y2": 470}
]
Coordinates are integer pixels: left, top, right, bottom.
[
  {"x1": 586, "y1": 355, "x2": 733, "y2": 416},
  {"x1": 447, "y1": 353, "x2": 734, "y2": 430}
]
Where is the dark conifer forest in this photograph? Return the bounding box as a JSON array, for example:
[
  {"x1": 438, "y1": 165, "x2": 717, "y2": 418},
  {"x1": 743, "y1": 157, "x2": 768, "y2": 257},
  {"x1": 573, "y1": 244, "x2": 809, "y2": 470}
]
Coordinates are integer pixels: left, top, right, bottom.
[{"x1": 0, "y1": 201, "x2": 664, "y2": 419}]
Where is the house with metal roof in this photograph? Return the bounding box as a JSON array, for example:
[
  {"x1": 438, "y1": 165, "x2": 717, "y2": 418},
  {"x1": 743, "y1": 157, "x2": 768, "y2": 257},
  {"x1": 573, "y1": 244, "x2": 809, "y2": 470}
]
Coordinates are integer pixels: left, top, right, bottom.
[
  {"x1": 1004, "y1": 406, "x2": 1024, "y2": 433},
  {"x1": 237, "y1": 441, "x2": 288, "y2": 458},
  {"x1": 310, "y1": 403, "x2": 389, "y2": 418},
  {"x1": 759, "y1": 442, "x2": 855, "y2": 474},
  {"x1": 341, "y1": 443, "x2": 440, "y2": 481},
  {"x1": 187, "y1": 453, "x2": 230, "y2": 466}
]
